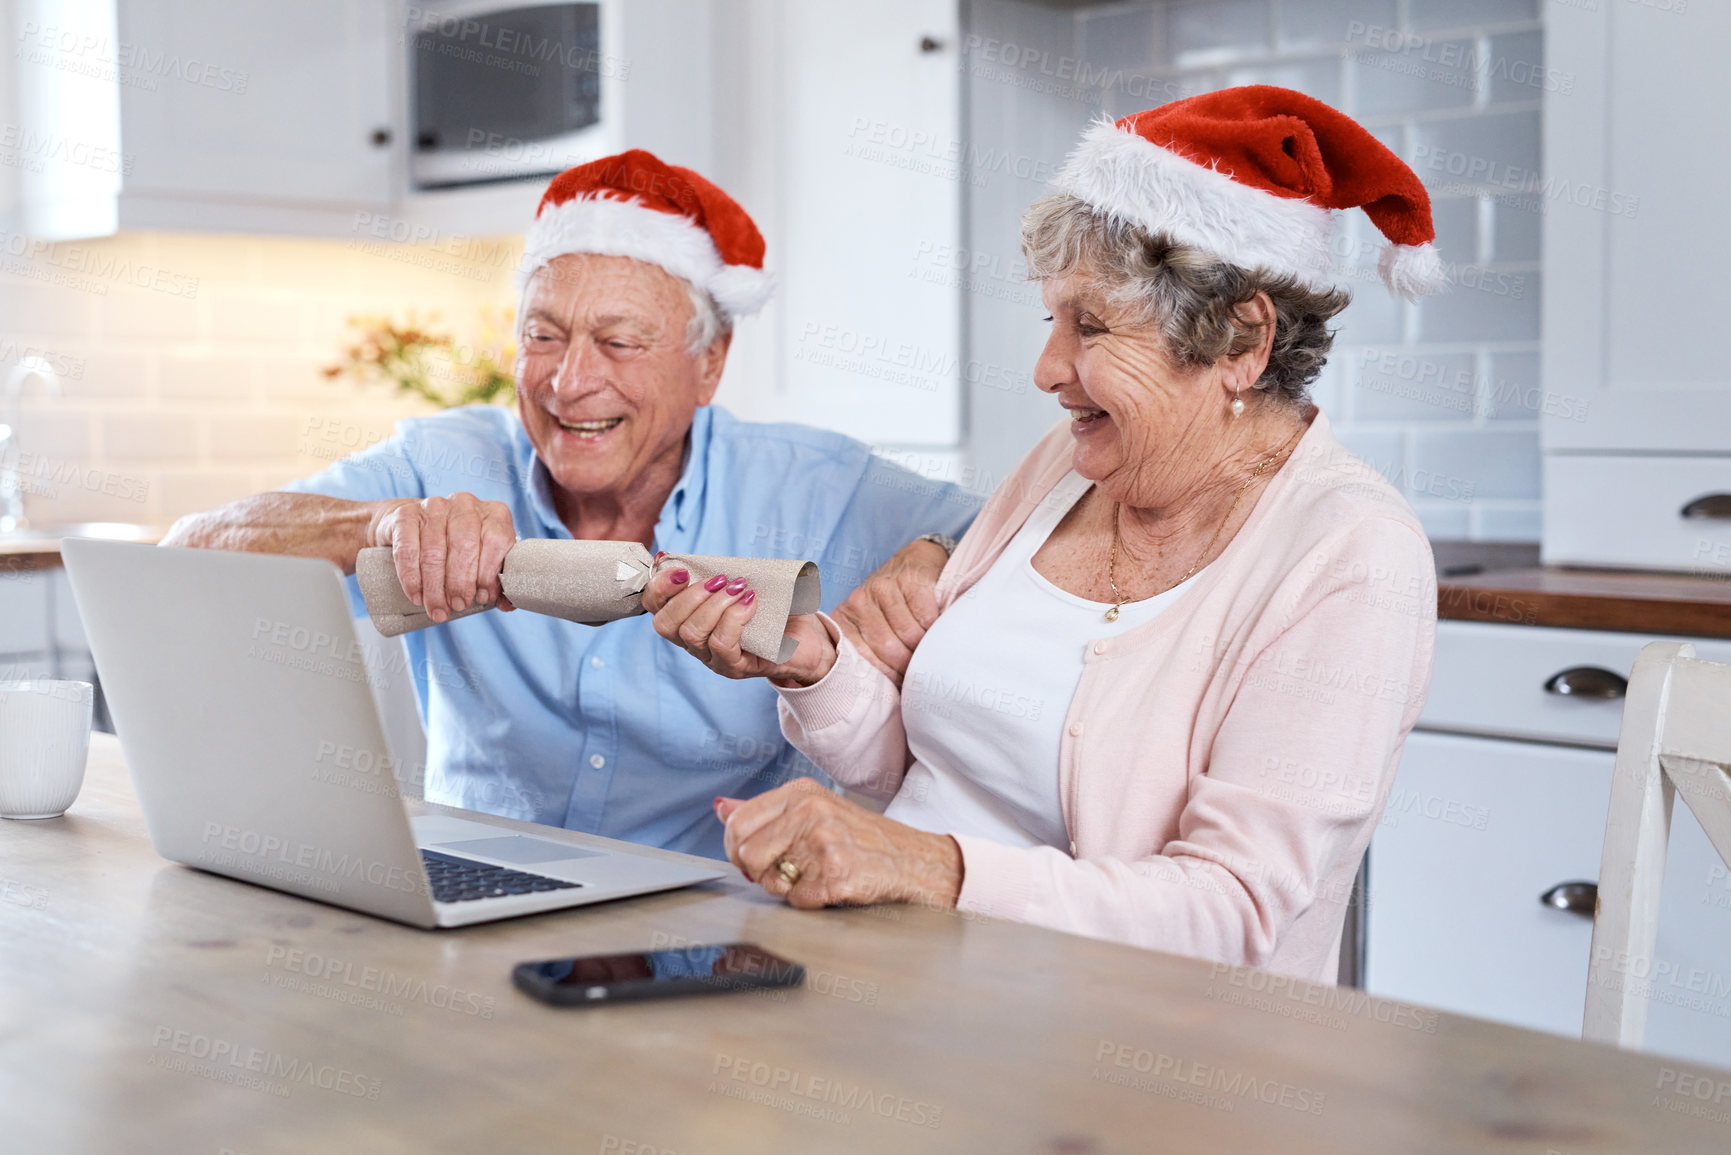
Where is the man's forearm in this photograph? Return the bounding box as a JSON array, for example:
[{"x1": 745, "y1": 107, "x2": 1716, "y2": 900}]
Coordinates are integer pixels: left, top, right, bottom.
[{"x1": 161, "y1": 492, "x2": 408, "y2": 576}]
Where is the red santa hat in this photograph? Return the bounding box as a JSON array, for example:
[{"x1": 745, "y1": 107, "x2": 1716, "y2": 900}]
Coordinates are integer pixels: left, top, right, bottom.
[
  {"x1": 1055, "y1": 86, "x2": 1447, "y2": 301},
  {"x1": 519, "y1": 149, "x2": 772, "y2": 321}
]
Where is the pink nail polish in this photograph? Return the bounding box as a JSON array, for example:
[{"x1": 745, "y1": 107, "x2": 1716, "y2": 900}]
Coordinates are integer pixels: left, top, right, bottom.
[
  {"x1": 704, "y1": 574, "x2": 728, "y2": 592},
  {"x1": 669, "y1": 569, "x2": 689, "y2": 585},
  {"x1": 726, "y1": 577, "x2": 747, "y2": 595},
  {"x1": 739, "y1": 590, "x2": 756, "y2": 607}
]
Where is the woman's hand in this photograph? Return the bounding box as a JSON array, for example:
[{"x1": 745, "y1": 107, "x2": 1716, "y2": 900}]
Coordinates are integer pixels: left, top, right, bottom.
[
  {"x1": 642, "y1": 559, "x2": 837, "y2": 686},
  {"x1": 831, "y1": 537, "x2": 948, "y2": 686},
  {"x1": 715, "y1": 779, "x2": 963, "y2": 909}
]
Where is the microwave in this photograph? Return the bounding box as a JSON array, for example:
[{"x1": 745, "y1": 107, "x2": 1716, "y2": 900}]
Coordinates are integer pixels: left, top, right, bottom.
[{"x1": 408, "y1": 0, "x2": 621, "y2": 189}]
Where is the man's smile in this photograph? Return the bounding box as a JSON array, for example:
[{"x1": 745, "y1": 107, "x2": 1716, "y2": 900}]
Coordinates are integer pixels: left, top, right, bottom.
[{"x1": 555, "y1": 416, "x2": 626, "y2": 440}]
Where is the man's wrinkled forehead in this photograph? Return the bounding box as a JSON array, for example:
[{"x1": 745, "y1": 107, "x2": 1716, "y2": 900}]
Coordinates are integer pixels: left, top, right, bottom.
[{"x1": 520, "y1": 253, "x2": 690, "y2": 333}]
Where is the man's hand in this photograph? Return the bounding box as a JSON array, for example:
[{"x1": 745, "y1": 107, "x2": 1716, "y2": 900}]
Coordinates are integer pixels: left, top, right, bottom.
[
  {"x1": 831, "y1": 538, "x2": 949, "y2": 684},
  {"x1": 370, "y1": 493, "x2": 518, "y2": 623}
]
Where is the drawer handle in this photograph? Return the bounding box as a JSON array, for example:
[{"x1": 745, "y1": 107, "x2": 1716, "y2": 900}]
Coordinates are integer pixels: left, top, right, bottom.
[
  {"x1": 1540, "y1": 881, "x2": 1598, "y2": 918},
  {"x1": 1543, "y1": 666, "x2": 1627, "y2": 699},
  {"x1": 1681, "y1": 493, "x2": 1731, "y2": 520}
]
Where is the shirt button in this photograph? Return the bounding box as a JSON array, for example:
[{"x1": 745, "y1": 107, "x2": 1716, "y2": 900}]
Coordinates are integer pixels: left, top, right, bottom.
[
  {"x1": 589, "y1": 754, "x2": 605, "y2": 769},
  {"x1": 590, "y1": 656, "x2": 604, "y2": 669},
  {"x1": 1068, "y1": 722, "x2": 1084, "y2": 737},
  {"x1": 1092, "y1": 641, "x2": 1109, "y2": 656}
]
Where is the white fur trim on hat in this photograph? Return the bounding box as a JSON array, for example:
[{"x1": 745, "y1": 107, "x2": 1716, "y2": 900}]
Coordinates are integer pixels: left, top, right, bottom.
[
  {"x1": 1378, "y1": 241, "x2": 1447, "y2": 302},
  {"x1": 1055, "y1": 120, "x2": 1338, "y2": 293},
  {"x1": 517, "y1": 193, "x2": 773, "y2": 320}
]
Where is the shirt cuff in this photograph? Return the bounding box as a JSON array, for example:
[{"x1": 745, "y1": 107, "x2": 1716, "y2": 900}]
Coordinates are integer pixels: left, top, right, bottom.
[
  {"x1": 772, "y1": 612, "x2": 869, "y2": 733},
  {"x1": 951, "y1": 833, "x2": 1038, "y2": 925}
]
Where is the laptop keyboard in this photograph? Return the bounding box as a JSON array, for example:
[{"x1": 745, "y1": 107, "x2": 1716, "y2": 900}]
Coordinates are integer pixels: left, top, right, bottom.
[{"x1": 420, "y1": 849, "x2": 583, "y2": 904}]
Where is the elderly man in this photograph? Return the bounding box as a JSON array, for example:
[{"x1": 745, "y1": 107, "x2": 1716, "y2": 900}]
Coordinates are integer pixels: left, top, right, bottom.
[{"x1": 164, "y1": 150, "x2": 979, "y2": 859}]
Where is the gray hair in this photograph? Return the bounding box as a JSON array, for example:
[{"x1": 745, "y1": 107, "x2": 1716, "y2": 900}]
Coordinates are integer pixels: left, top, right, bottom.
[
  {"x1": 683, "y1": 281, "x2": 730, "y2": 356},
  {"x1": 1019, "y1": 193, "x2": 1350, "y2": 402}
]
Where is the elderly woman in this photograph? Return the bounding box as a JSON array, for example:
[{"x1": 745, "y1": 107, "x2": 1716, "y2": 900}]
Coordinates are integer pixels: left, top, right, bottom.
[{"x1": 643, "y1": 88, "x2": 1443, "y2": 982}]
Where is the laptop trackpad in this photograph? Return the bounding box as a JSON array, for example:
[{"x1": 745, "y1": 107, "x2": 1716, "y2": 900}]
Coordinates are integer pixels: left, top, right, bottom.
[{"x1": 433, "y1": 835, "x2": 604, "y2": 865}]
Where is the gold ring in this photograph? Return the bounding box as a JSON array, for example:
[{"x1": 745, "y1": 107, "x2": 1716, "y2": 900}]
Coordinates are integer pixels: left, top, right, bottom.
[{"x1": 775, "y1": 858, "x2": 802, "y2": 886}]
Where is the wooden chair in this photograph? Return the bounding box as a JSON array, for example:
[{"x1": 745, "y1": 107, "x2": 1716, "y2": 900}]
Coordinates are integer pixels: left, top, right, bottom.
[{"x1": 1584, "y1": 642, "x2": 1731, "y2": 1048}]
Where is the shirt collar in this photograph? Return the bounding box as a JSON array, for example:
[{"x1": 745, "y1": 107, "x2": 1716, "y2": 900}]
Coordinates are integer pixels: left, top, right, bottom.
[
  {"x1": 523, "y1": 422, "x2": 568, "y2": 539},
  {"x1": 660, "y1": 405, "x2": 714, "y2": 543},
  {"x1": 524, "y1": 405, "x2": 716, "y2": 546}
]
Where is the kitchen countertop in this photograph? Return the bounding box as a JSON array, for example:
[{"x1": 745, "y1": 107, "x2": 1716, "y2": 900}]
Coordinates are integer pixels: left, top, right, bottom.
[
  {"x1": 1433, "y1": 558, "x2": 1731, "y2": 638},
  {"x1": 0, "y1": 539, "x2": 78, "y2": 573},
  {"x1": 2, "y1": 734, "x2": 1725, "y2": 1153},
  {"x1": 0, "y1": 525, "x2": 166, "y2": 573},
  {"x1": 1413, "y1": 541, "x2": 1731, "y2": 639}
]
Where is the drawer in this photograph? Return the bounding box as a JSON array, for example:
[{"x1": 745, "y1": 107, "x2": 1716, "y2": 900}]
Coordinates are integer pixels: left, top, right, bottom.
[
  {"x1": 1544, "y1": 454, "x2": 1731, "y2": 574},
  {"x1": 1421, "y1": 620, "x2": 1731, "y2": 748},
  {"x1": 1367, "y1": 732, "x2": 1613, "y2": 1037},
  {"x1": 1369, "y1": 731, "x2": 1731, "y2": 1067}
]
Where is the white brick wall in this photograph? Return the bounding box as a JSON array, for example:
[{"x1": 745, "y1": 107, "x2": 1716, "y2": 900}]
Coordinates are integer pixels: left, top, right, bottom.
[
  {"x1": 966, "y1": 0, "x2": 1547, "y2": 542},
  {"x1": 0, "y1": 231, "x2": 523, "y2": 527}
]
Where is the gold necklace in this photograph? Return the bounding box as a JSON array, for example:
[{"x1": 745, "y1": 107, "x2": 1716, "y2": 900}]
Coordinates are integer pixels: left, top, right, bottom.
[{"x1": 1104, "y1": 429, "x2": 1303, "y2": 622}]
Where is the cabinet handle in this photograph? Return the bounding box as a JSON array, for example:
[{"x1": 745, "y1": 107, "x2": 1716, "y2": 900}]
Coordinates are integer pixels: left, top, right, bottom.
[
  {"x1": 1543, "y1": 666, "x2": 1627, "y2": 699},
  {"x1": 370, "y1": 127, "x2": 393, "y2": 149},
  {"x1": 1540, "y1": 881, "x2": 1598, "y2": 918},
  {"x1": 1681, "y1": 493, "x2": 1731, "y2": 520}
]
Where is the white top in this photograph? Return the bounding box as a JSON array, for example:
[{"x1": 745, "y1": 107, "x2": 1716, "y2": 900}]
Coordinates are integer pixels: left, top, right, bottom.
[{"x1": 887, "y1": 472, "x2": 1202, "y2": 850}]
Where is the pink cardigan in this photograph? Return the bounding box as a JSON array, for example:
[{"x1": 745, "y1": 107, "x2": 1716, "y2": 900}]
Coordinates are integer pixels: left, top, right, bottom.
[{"x1": 777, "y1": 411, "x2": 1436, "y2": 982}]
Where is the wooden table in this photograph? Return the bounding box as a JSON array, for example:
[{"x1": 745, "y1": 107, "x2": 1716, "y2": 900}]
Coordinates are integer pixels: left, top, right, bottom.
[{"x1": 3, "y1": 738, "x2": 1728, "y2": 1154}]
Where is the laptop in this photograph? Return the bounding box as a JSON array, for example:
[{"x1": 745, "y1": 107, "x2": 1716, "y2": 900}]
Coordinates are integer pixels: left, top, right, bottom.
[{"x1": 61, "y1": 539, "x2": 724, "y2": 929}]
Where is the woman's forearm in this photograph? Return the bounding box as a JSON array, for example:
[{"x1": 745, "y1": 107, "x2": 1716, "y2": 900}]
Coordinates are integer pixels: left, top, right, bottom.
[
  {"x1": 776, "y1": 622, "x2": 913, "y2": 800},
  {"x1": 898, "y1": 832, "x2": 964, "y2": 908}
]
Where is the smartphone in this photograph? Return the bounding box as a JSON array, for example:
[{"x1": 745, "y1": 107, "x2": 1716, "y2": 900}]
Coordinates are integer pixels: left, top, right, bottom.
[{"x1": 512, "y1": 942, "x2": 805, "y2": 1006}]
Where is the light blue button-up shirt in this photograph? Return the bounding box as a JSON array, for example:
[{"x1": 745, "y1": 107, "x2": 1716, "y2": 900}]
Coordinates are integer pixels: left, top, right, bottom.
[{"x1": 283, "y1": 404, "x2": 980, "y2": 859}]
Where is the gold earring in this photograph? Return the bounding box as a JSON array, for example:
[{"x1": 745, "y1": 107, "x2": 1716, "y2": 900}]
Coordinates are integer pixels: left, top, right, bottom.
[{"x1": 1229, "y1": 388, "x2": 1245, "y2": 418}]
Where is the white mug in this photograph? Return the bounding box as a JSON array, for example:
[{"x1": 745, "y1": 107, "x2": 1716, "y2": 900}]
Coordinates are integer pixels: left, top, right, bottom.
[{"x1": 0, "y1": 680, "x2": 94, "y2": 819}]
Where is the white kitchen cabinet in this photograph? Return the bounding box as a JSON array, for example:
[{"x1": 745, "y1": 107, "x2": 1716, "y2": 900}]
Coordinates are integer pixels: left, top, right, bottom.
[
  {"x1": 1542, "y1": 3, "x2": 1731, "y2": 568},
  {"x1": 1647, "y1": 804, "x2": 1731, "y2": 1070},
  {"x1": 1544, "y1": 455, "x2": 1731, "y2": 575},
  {"x1": 1422, "y1": 620, "x2": 1731, "y2": 749},
  {"x1": 0, "y1": 571, "x2": 52, "y2": 661},
  {"x1": 1370, "y1": 622, "x2": 1731, "y2": 1067},
  {"x1": 8, "y1": 0, "x2": 124, "y2": 240},
  {"x1": 115, "y1": 0, "x2": 397, "y2": 230},
  {"x1": 768, "y1": 0, "x2": 963, "y2": 446},
  {"x1": 1367, "y1": 730, "x2": 1613, "y2": 1037},
  {"x1": 0, "y1": 568, "x2": 97, "y2": 684}
]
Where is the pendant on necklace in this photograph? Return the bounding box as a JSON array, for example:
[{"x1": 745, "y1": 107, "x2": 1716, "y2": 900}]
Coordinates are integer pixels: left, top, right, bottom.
[{"x1": 1104, "y1": 604, "x2": 1120, "y2": 622}]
